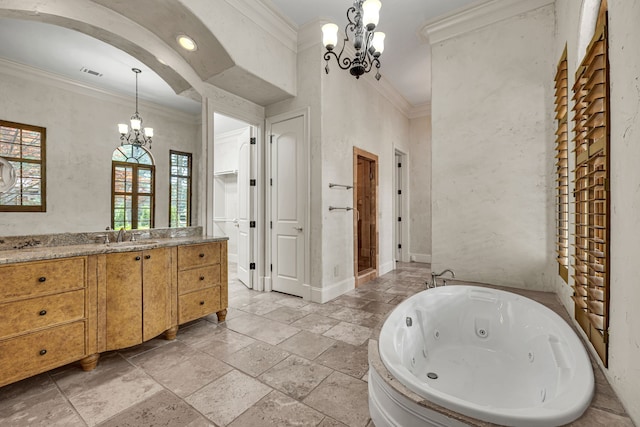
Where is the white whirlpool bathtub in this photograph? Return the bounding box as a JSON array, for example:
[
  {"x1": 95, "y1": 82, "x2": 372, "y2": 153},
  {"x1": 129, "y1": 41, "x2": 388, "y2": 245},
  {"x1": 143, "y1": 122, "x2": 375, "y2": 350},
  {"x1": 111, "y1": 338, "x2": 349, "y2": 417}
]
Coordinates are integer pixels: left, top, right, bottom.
[{"x1": 369, "y1": 285, "x2": 594, "y2": 427}]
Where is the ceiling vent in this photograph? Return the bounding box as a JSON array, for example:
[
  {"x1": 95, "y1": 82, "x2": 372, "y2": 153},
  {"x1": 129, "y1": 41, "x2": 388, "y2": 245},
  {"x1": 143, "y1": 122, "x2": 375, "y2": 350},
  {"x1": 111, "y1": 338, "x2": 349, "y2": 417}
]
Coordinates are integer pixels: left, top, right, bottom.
[{"x1": 80, "y1": 67, "x2": 103, "y2": 77}]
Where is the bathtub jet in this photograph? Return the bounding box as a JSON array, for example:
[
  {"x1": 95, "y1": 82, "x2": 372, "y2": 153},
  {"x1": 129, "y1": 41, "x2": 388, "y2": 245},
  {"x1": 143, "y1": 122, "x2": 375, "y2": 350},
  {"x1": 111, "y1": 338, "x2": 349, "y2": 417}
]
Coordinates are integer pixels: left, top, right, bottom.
[{"x1": 369, "y1": 286, "x2": 594, "y2": 427}]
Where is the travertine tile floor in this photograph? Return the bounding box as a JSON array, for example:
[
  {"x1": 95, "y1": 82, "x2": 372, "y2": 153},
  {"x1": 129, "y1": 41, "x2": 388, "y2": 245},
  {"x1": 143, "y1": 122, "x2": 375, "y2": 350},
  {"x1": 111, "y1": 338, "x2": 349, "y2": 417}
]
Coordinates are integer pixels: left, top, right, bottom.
[{"x1": 0, "y1": 263, "x2": 633, "y2": 426}]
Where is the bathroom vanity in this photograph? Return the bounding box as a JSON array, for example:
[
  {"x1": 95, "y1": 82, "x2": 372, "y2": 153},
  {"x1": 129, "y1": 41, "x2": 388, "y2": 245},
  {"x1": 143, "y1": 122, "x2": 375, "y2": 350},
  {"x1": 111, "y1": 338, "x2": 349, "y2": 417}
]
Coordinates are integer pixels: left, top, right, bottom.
[{"x1": 0, "y1": 234, "x2": 228, "y2": 388}]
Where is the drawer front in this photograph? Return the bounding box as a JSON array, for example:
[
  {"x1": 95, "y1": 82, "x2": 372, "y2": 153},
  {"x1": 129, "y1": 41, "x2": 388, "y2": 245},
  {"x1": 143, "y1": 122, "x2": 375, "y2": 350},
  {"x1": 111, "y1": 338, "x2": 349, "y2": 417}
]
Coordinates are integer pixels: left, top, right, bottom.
[
  {"x1": 178, "y1": 265, "x2": 221, "y2": 295},
  {"x1": 0, "y1": 258, "x2": 86, "y2": 302},
  {"x1": 178, "y1": 287, "x2": 221, "y2": 325},
  {"x1": 0, "y1": 289, "x2": 85, "y2": 339},
  {"x1": 177, "y1": 243, "x2": 221, "y2": 270},
  {"x1": 0, "y1": 321, "x2": 85, "y2": 387}
]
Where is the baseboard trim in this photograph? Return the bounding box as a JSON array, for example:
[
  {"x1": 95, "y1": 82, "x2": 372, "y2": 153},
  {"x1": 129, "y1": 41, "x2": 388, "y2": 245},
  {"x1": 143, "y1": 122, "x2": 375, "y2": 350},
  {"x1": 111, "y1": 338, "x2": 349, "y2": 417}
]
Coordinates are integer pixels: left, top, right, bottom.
[
  {"x1": 380, "y1": 261, "x2": 395, "y2": 276},
  {"x1": 410, "y1": 253, "x2": 432, "y2": 264},
  {"x1": 310, "y1": 277, "x2": 355, "y2": 303}
]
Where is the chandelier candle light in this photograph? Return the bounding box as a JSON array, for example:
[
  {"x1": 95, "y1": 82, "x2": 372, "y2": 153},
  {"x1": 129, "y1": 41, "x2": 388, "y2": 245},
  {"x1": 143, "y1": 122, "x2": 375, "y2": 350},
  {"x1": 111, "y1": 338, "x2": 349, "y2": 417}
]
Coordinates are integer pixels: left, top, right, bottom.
[
  {"x1": 322, "y1": 0, "x2": 385, "y2": 80},
  {"x1": 118, "y1": 68, "x2": 154, "y2": 148}
]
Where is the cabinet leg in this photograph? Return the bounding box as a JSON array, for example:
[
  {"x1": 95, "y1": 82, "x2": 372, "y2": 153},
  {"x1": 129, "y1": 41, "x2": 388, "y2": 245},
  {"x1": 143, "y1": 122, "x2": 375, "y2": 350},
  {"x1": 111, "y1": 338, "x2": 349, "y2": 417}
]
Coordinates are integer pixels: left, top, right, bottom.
[
  {"x1": 216, "y1": 309, "x2": 228, "y2": 322},
  {"x1": 80, "y1": 354, "x2": 100, "y2": 371},
  {"x1": 165, "y1": 325, "x2": 179, "y2": 340}
]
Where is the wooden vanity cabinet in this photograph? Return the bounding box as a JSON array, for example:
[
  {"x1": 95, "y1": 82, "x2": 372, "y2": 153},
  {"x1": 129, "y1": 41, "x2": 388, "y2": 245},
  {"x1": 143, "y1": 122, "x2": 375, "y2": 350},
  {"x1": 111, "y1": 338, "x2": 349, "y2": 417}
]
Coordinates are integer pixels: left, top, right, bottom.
[
  {"x1": 177, "y1": 241, "x2": 227, "y2": 324},
  {"x1": 103, "y1": 247, "x2": 172, "y2": 351},
  {"x1": 0, "y1": 239, "x2": 227, "y2": 387},
  {"x1": 0, "y1": 256, "x2": 97, "y2": 388}
]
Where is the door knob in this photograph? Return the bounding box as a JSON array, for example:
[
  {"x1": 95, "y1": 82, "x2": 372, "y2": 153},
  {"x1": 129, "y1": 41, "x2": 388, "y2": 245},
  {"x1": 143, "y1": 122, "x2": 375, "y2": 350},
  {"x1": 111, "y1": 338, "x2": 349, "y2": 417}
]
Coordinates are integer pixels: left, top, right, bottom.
[{"x1": 293, "y1": 227, "x2": 303, "y2": 232}]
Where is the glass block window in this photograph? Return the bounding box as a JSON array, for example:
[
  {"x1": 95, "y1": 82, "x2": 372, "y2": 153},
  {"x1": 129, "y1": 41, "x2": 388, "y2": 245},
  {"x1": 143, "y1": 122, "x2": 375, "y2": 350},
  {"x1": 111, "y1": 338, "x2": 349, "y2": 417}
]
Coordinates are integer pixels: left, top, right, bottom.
[
  {"x1": 169, "y1": 150, "x2": 192, "y2": 228},
  {"x1": 0, "y1": 120, "x2": 46, "y2": 212},
  {"x1": 112, "y1": 144, "x2": 154, "y2": 230}
]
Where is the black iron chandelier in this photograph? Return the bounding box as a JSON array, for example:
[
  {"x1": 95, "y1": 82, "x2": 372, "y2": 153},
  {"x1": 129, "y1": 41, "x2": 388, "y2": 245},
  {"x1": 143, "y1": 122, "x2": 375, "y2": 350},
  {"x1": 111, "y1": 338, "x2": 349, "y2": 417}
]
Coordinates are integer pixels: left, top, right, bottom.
[
  {"x1": 118, "y1": 68, "x2": 154, "y2": 148},
  {"x1": 322, "y1": 0, "x2": 385, "y2": 80}
]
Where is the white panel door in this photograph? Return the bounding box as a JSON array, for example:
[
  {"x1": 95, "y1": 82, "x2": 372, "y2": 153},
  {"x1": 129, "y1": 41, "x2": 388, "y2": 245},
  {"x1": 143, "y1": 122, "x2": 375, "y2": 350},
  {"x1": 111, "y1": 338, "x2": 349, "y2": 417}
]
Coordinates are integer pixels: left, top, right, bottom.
[
  {"x1": 270, "y1": 115, "x2": 306, "y2": 297},
  {"x1": 237, "y1": 128, "x2": 252, "y2": 288}
]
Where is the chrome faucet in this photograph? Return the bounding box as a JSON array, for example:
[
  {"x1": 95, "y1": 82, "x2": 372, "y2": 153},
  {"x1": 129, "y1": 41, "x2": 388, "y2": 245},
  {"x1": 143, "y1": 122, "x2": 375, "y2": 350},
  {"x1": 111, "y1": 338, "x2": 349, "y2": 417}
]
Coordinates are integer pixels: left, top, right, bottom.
[
  {"x1": 116, "y1": 227, "x2": 126, "y2": 243},
  {"x1": 428, "y1": 269, "x2": 455, "y2": 288}
]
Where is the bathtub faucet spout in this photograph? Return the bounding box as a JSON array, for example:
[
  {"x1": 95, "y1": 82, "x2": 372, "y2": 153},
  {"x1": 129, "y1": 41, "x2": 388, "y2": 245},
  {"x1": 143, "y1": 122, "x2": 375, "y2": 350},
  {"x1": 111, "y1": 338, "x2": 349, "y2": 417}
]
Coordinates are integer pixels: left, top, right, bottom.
[{"x1": 427, "y1": 269, "x2": 455, "y2": 288}]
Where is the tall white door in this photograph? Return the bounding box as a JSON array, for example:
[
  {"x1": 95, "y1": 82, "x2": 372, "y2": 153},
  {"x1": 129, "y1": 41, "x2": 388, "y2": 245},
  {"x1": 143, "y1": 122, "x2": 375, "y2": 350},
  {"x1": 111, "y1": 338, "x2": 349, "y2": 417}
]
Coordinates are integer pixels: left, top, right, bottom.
[
  {"x1": 270, "y1": 115, "x2": 306, "y2": 297},
  {"x1": 237, "y1": 128, "x2": 253, "y2": 288}
]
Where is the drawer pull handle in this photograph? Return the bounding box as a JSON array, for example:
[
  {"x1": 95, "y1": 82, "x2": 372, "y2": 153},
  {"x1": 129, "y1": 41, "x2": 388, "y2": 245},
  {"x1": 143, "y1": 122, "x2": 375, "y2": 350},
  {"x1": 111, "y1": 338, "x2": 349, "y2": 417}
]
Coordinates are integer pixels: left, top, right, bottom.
[
  {"x1": 200, "y1": 276, "x2": 205, "y2": 280},
  {"x1": 199, "y1": 253, "x2": 205, "y2": 258},
  {"x1": 135, "y1": 256, "x2": 141, "y2": 261},
  {"x1": 145, "y1": 255, "x2": 151, "y2": 259},
  {"x1": 200, "y1": 301, "x2": 205, "y2": 305},
  {"x1": 39, "y1": 310, "x2": 47, "y2": 316},
  {"x1": 38, "y1": 277, "x2": 46, "y2": 283},
  {"x1": 39, "y1": 349, "x2": 47, "y2": 356}
]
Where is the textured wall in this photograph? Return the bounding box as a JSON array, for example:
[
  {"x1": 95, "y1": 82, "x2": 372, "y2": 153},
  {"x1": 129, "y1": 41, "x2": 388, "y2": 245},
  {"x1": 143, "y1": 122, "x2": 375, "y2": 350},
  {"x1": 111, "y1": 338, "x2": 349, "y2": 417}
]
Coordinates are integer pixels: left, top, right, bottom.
[
  {"x1": 0, "y1": 62, "x2": 200, "y2": 236},
  {"x1": 408, "y1": 116, "x2": 432, "y2": 261},
  {"x1": 321, "y1": 66, "x2": 411, "y2": 289},
  {"x1": 607, "y1": 2, "x2": 640, "y2": 420},
  {"x1": 431, "y1": 5, "x2": 556, "y2": 290}
]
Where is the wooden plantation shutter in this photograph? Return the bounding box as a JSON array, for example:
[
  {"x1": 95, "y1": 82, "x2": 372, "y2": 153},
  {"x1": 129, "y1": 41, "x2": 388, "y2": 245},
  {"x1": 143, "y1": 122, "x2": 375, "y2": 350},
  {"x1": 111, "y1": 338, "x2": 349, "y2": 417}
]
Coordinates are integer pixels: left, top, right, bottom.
[
  {"x1": 571, "y1": 1, "x2": 609, "y2": 366},
  {"x1": 554, "y1": 46, "x2": 569, "y2": 283}
]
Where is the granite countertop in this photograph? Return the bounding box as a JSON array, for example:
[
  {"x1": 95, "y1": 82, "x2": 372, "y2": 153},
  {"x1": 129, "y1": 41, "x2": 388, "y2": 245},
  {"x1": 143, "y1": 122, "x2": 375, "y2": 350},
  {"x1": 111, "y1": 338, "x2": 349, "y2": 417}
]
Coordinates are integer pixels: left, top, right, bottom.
[{"x1": 0, "y1": 228, "x2": 228, "y2": 265}]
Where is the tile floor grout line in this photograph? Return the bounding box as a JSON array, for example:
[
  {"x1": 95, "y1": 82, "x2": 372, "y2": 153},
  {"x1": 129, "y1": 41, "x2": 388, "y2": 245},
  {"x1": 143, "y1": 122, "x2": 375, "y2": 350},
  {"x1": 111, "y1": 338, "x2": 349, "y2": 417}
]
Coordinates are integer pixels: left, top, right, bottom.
[{"x1": 49, "y1": 371, "x2": 91, "y2": 427}]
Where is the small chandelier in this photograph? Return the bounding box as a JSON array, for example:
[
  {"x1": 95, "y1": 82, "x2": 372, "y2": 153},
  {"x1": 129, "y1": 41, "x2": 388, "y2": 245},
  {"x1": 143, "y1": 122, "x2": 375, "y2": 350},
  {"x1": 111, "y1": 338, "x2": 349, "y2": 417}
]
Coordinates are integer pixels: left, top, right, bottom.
[
  {"x1": 322, "y1": 0, "x2": 385, "y2": 80},
  {"x1": 118, "y1": 68, "x2": 153, "y2": 148}
]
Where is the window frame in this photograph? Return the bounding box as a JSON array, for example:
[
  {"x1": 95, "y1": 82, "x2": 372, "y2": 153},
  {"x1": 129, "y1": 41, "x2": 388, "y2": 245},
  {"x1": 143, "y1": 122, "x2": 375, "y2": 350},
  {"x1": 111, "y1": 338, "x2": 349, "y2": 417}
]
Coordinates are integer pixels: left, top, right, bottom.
[
  {"x1": 571, "y1": 0, "x2": 609, "y2": 366},
  {"x1": 554, "y1": 47, "x2": 569, "y2": 283},
  {"x1": 169, "y1": 150, "x2": 192, "y2": 228},
  {"x1": 111, "y1": 145, "x2": 155, "y2": 230},
  {"x1": 0, "y1": 119, "x2": 46, "y2": 212}
]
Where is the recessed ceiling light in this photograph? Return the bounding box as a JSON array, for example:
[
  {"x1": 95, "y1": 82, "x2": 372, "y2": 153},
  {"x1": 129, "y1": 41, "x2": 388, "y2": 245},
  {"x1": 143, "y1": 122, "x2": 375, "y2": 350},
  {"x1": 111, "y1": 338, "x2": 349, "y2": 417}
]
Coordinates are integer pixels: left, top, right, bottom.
[{"x1": 177, "y1": 34, "x2": 197, "y2": 52}]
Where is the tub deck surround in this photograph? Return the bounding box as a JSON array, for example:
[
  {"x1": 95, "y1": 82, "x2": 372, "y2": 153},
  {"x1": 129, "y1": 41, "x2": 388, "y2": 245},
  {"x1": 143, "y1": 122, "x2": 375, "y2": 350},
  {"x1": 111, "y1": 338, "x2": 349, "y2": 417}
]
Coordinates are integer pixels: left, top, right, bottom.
[
  {"x1": 369, "y1": 281, "x2": 634, "y2": 427},
  {"x1": 0, "y1": 230, "x2": 229, "y2": 388}
]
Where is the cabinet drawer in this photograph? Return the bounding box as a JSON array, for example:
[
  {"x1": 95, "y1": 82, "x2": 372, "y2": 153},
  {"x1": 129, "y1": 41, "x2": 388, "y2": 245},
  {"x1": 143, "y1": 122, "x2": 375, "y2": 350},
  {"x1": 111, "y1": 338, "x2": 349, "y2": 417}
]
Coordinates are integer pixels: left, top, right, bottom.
[
  {"x1": 0, "y1": 321, "x2": 85, "y2": 387},
  {"x1": 177, "y1": 243, "x2": 221, "y2": 270},
  {"x1": 0, "y1": 289, "x2": 85, "y2": 339},
  {"x1": 0, "y1": 258, "x2": 86, "y2": 302},
  {"x1": 178, "y1": 286, "x2": 221, "y2": 325},
  {"x1": 178, "y1": 265, "x2": 221, "y2": 295}
]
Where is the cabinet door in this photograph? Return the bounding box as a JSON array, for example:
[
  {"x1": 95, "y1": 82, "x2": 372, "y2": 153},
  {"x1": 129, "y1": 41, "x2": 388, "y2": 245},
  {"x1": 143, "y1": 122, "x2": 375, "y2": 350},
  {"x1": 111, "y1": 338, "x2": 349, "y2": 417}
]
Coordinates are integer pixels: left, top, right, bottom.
[
  {"x1": 105, "y1": 251, "x2": 142, "y2": 351},
  {"x1": 142, "y1": 247, "x2": 171, "y2": 341}
]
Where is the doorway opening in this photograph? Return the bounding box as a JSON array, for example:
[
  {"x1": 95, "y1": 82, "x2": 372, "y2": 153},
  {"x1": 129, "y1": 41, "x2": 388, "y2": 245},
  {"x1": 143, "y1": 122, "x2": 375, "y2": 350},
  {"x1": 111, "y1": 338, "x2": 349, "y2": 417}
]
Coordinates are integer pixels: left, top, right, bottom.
[
  {"x1": 353, "y1": 147, "x2": 378, "y2": 287},
  {"x1": 213, "y1": 113, "x2": 256, "y2": 289}
]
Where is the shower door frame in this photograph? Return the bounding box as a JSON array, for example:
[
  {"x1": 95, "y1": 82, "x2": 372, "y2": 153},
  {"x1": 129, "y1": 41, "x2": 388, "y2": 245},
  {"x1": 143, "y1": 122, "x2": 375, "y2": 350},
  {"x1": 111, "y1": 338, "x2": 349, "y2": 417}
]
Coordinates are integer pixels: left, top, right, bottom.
[{"x1": 353, "y1": 147, "x2": 378, "y2": 287}]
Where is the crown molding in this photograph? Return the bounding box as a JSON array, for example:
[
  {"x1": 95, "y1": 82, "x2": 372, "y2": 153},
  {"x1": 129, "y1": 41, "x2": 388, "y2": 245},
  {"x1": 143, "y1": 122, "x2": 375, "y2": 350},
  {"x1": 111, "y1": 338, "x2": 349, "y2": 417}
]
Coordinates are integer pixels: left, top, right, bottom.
[
  {"x1": 0, "y1": 57, "x2": 200, "y2": 123},
  {"x1": 225, "y1": 0, "x2": 298, "y2": 53},
  {"x1": 362, "y1": 73, "x2": 412, "y2": 118},
  {"x1": 297, "y1": 19, "x2": 324, "y2": 52},
  {"x1": 408, "y1": 102, "x2": 431, "y2": 119},
  {"x1": 421, "y1": 0, "x2": 555, "y2": 45}
]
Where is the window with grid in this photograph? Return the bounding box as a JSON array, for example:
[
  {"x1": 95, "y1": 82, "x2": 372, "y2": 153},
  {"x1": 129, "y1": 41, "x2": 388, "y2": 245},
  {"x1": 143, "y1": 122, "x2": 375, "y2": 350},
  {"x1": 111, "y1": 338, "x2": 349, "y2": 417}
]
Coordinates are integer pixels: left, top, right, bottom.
[
  {"x1": 169, "y1": 150, "x2": 192, "y2": 228},
  {"x1": 0, "y1": 120, "x2": 46, "y2": 212},
  {"x1": 112, "y1": 144, "x2": 155, "y2": 230},
  {"x1": 555, "y1": 47, "x2": 569, "y2": 283},
  {"x1": 571, "y1": 2, "x2": 609, "y2": 366}
]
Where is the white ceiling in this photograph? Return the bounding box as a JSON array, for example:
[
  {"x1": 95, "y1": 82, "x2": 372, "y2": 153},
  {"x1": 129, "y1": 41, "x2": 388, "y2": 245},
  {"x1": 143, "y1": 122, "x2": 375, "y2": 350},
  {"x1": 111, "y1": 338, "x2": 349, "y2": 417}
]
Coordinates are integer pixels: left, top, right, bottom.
[
  {"x1": 269, "y1": 0, "x2": 481, "y2": 106},
  {"x1": 0, "y1": 17, "x2": 202, "y2": 115},
  {"x1": 0, "y1": 0, "x2": 482, "y2": 115}
]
